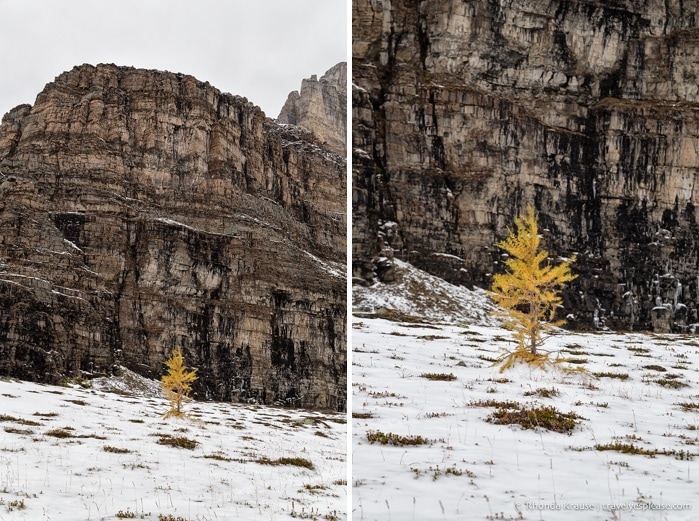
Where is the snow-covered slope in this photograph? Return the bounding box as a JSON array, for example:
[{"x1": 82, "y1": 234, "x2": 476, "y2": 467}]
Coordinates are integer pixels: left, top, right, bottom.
[
  {"x1": 0, "y1": 369, "x2": 346, "y2": 520},
  {"x1": 353, "y1": 259, "x2": 499, "y2": 325},
  {"x1": 352, "y1": 261, "x2": 699, "y2": 520}
]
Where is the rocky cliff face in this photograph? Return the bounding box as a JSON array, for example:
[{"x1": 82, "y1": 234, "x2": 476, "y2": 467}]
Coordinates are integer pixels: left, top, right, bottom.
[
  {"x1": 353, "y1": 0, "x2": 699, "y2": 332},
  {"x1": 278, "y1": 62, "x2": 347, "y2": 157},
  {"x1": 0, "y1": 63, "x2": 346, "y2": 410}
]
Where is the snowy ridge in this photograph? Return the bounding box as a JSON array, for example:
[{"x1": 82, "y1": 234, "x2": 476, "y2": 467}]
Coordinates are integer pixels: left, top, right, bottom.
[
  {"x1": 353, "y1": 259, "x2": 500, "y2": 326},
  {"x1": 92, "y1": 366, "x2": 164, "y2": 398}
]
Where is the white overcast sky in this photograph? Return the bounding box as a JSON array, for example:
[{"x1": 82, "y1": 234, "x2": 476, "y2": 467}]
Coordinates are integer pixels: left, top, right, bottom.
[{"x1": 0, "y1": 0, "x2": 347, "y2": 119}]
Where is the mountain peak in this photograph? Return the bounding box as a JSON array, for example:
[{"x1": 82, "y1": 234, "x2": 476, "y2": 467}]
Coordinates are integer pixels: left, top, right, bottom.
[{"x1": 278, "y1": 62, "x2": 347, "y2": 156}]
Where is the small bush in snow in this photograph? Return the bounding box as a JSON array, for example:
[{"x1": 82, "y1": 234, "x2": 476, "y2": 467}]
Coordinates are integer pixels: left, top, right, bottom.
[
  {"x1": 491, "y1": 205, "x2": 576, "y2": 369},
  {"x1": 486, "y1": 405, "x2": 582, "y2": 433},
  {"x1": 160, "y1": 346, "x2": 198, "y2": 420},
  {"x1": 419, "y1": 372, "x2": 457, "y2": 381},
  {"x1": 366, "y1": 430, "x2": 430, "y2": 446}
]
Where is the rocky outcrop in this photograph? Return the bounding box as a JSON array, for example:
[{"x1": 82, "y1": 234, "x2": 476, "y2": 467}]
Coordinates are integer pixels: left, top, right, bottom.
[
  {"x1": 353, "y1": 0, "x2": 699, "y2": 332},
  {"x1": 0, "y1": 63, "x2": 346, "y2": 410},
  {"x1": 278, "y1": 62, "x2": 347, "y2": 157}
]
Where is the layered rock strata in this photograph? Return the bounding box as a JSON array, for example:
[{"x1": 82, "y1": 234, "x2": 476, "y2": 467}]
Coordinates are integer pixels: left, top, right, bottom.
[
  {"x1": 0, "y1": 63, "x2": 346, "y2": 410},
  {"x1": 278, "y1": 62, "x2": 347, "y2": 157},
  {"x1": 353, "y1": 0, "x2": 699, "y2": 332}
]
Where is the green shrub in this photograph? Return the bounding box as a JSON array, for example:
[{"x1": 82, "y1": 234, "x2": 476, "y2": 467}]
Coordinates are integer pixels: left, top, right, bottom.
[
  {"x1": 486, "y1": 405, "x2": 582, "y2": 433},
  {"x1": 366, "y1": 430, "x2": 430, "y2": 446}
]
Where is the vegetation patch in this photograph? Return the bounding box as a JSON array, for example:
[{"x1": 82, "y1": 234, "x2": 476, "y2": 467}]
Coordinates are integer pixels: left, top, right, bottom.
[
  {"x1": 420, "y1": 372, "x2": 457, "y2": 381},
  {"x1": 469, "y1": 399, "x2": 523, "y2": 409},
  {"x1": 33, "y1": 412, "x2": 59, "y2": 418},
  {"x1": 486, "y1": 405, "x2": 582, "y2": 433},
  {"x1": 104, "y1": 445, "x2": 132, "y2": 454},
  {"x1": 4, "y1": 427, "x2": 34, "y2": 435},
  {"x1": 301, "y1": 483, "x2": 329, "y2": 494},
  {"x1": 157, "y1": 434, "x2": 197, "y2": 450},
  {"x1": 523, "y1": 387, "x2": 559, "y2": 398},
  {"x1": 609, "y1": 460, "x2": 630, "y2": 468},
  {"x1": 424, "y1": 412, "x2": 453, "y2": 418},
  {"x1": 83, "y1": 433, "x2": 107, "y2": 440},
  {"x1": 352, "y1": 412, "x2": 374, "y2": 419},
  {"x1": 399, "y1": 323, "x2": 442, "y2": 330},
  {"x1": 256, "y1": 456, "x2": 314, "y2": 469},
  {"x1": 411, "y1": 464, "x2": 474, "y2": 480},
  {"x1": 593, "y1": 372, "x2": 630, "y2": 380},
  {"x1": 203, "y1": 453, "x2": 235, "y2": 462},
  {"x1": 418, "y1": 335, "x2": 449, "y2": 341},
  {"x1": 64, "y1": 399, "x2": 88, "y2": 406},
  {"x1": 656, "y1": 378, "x2": 688, "y2": 389},
  {"x1": 563, "y1": 345, "x2": 590, "y2": 355},
  {"x1": 322, "y1": 416, "x2": 346, "y2": 425},
  {"x1": 627, "y1": 346, "x2": 652, "y2": 357},
  {"x1": 643, "y1": 364, "x2": 667, "y2": 372},
  {"x1": 45, "y1": 428, "x2": 76, "y2": 439},
  {"x1": 677, "y1": 402, "x2": 699, "y2": 411},
  {"x1": 594, "y1": 443, "x2": 696, "y2": 459},
  {"x1": 368, "y1": 390, "x2": 404, "y2": 399},
  {"x1": 44, "y1": 427, "x2": 105, "y2": 440},
  {"x1": 0, "y1": 415, "x2": 41, "y2": 427},
  {"x1": 366, "y1": 430, "x2": 430, "y2": 446},
  {"x1": 4, "y1": 499, "x2": 26, "y2": 512}
]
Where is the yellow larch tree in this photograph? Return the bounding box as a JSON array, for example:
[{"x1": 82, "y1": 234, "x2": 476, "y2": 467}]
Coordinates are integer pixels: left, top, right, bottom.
[
  {"x1": 491, "y1": 206, "x2": 576, "y2": 369},
  {"x1": 161, "y1": 346, "x2": 198, "y2": 419}
]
